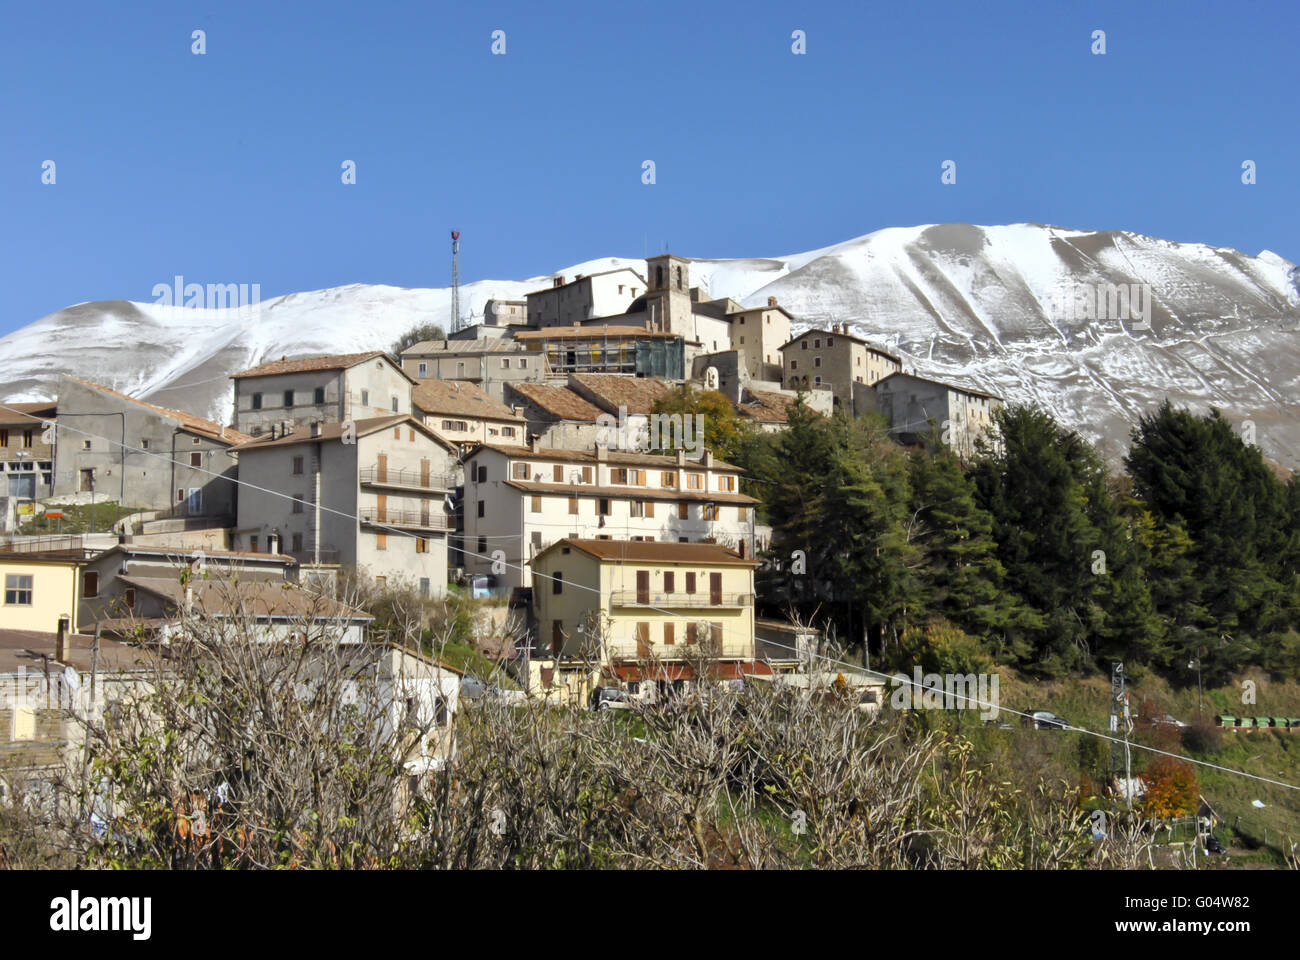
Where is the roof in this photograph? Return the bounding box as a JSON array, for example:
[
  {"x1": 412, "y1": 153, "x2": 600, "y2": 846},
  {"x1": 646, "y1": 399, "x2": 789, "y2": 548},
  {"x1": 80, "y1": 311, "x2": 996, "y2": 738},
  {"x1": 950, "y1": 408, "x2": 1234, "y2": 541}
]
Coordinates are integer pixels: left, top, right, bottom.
[
  {"x1": 412, "y1": 380, "x2": 523, "y2": 422},
  {"x1": 230, "y1": 351, "x2": 414, "y2": 383},
  {"x1": 569, "y1": 375, "x2": 673, "y2": 415},
  {"x1": 229, "y1": 414, "x2": 454, "y2": 453},
  {"x1": 523, "y1": 266, "x2": 647, "y2": 297},
  {"x1": 0, "y1": 400, "x2": 57, "y2": 422},
  {"x1": 469, "y1": 443, "x2": 742, "y2": 472},
  {"x1": 117, "y1": 577, "x2": 373, "y2": 622},
  {"x1": 532, "y1": 537, "x2": 757, "y2": 567},
  {"x1": 0, "y1": 628, "x2": 148, "y2": 674},
  {"x1": 403, "y1": 339, "x2": 527, "y2": 356},
  {"x1": 504, "y1": 480, "x2": 757, "y2": 505},
  {"x1": 62, "y1": 376, "x2": 250, "y2": 445},
  {"x1": 94, "y1": 544, "x2": 296, "y2": 565},
  {"x1": 505, "y1": 383, "x2": 604, "y2": 422},
  {"x1": 736, "y1": 390, "x2": 800, "y2": 423},
  {"x1": 873, "y1": 371, "x2": 1003, "y2": 402},
  {"x1": 511, "y1": 325, "x2": 681, "y2": 342},
  {"x1": 778, "y1": 329, "x2": 901, "y2": 362}
]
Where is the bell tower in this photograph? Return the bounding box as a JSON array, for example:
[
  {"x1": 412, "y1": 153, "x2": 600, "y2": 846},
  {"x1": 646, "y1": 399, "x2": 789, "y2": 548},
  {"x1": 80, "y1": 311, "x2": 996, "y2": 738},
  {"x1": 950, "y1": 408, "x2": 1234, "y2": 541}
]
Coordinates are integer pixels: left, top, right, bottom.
[{"x1": 644, "y1": 254, "x2": 693, "y2": 336}]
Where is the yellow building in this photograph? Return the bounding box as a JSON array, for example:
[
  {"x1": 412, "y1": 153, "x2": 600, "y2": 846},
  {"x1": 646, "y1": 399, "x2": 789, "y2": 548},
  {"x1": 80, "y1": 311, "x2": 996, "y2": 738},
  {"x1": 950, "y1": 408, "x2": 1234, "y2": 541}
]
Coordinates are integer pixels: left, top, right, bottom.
[
  {"x1": 0, "y1": 555, "x2": 83, "y2": 633},
  {"x1": 530, "y1": 539, "x2": 761, "y2": 698}
]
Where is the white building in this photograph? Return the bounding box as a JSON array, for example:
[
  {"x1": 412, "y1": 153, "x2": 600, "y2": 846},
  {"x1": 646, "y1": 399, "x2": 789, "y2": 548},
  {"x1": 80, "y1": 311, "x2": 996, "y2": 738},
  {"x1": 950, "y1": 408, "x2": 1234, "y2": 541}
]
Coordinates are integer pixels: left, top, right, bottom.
[
  {"x1": 232, "y1": 415, "x2": 457, "y2": 596},
  {"x1": 525, "y1": 268, "x2": 646, "y2": 328},
  {"x1": 461, "y1": 441, "x2": 758, "y2": 591},
  {"x1": 230, "y1": 352, "x2": 416, "y2": 437}
]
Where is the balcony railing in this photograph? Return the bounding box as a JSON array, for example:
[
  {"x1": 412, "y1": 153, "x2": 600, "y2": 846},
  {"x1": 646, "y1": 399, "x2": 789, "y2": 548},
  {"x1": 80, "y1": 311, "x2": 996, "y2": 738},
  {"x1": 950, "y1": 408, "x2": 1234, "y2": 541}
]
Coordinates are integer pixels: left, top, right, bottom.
[
  {"x1": 359, "y1": 508, "x2": 452, "y2": 531},
  {"x1": 606, "y1": 637, "x2": 755, "y2": 661},
  {"x1": 610, "y1": 591, "x2": 753, "y2": 609},
  {"x1": 359, "y1": 466, "x2": 453, "y2": 492}
]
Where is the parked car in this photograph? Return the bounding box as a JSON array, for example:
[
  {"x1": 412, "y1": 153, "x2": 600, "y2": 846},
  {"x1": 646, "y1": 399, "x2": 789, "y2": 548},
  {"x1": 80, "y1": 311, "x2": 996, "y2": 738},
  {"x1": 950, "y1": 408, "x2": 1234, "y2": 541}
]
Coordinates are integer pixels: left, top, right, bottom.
[
  {"x1": 1023, "y1": 709, "x2": 1070, "y2": 730},
  {"x1": 589, "y1": 686, "x2": 631, "y2": 712},
  {"x1": 468, "y1": 574, "x2": 498, "y2": 599}
]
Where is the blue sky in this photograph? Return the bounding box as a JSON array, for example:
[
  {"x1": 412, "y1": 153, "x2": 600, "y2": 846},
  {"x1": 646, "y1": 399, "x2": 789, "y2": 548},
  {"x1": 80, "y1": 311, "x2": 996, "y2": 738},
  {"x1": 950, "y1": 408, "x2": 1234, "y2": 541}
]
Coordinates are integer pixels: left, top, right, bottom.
[{"x1": 1, "y1": 0, "x2": 1295, "y2": 334}]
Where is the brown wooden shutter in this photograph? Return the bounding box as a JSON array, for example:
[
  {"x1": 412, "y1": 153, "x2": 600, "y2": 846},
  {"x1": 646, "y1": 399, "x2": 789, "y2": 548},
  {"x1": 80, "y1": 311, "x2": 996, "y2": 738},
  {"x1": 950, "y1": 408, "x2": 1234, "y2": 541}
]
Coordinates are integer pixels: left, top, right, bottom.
[
  {"x1": 636, "y1": 570, "x2": 649, "y2": 605},
  {"x1": 710, "y1": 572, "x2": 722, "y2": 605}
]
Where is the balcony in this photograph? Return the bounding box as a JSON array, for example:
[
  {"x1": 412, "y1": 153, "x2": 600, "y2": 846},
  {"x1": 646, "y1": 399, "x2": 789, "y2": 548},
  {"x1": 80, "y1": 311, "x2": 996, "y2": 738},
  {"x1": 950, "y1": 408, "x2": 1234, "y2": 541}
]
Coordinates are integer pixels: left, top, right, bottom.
[
  {"x1": 359, "y1": 508, "x2": 453, "y2": 531},
  {"x1": 610, "y1": 591, "x2": 753, "y2": 609},
  {"x1": 606, "y1": 637, "x2": 755, "y2": 662},
  {"x1": 359, "y1": 465, "x2": 452, "y2": 493}
]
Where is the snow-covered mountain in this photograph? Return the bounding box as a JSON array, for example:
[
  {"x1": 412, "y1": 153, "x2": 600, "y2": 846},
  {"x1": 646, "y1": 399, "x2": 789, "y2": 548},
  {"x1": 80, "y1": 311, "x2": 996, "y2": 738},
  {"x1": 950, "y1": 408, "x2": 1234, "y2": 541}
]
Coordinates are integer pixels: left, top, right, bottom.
[{"x1": 3, "y1": 223, "x2": 1298, "y2": 469}]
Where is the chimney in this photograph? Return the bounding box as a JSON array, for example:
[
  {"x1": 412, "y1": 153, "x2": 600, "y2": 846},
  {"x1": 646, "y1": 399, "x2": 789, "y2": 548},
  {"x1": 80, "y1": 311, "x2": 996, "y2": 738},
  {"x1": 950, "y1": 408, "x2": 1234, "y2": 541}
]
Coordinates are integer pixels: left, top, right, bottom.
[
  {"x1": 676, "y1": 449, "x2": 686, "y2": 467},
  {"x1": 529, "y1": 435, "x2": 541, "y2": 453},
  {"x1": 596, "y1": 444, "x2": 608, "y2": 462},
  {"x1": 219, "y1": 424, "x2": 226, "y2": 440},
  {"x1": 702, "y1": 448, "x2": 714, "y2": 467},
  {"x1": 184, "y1": 583, "x2": 193, "y2": 614},
  {"x1": 767, "y1": 297, "x2": 777, "y2": 308},
  {"x1": 310, "y1": 420, "x2": 322, "y2": 438},
  {"x1": 553, "y1": 276, "x2": 564, "y2": 288},
  {"x1": 56, "y1": 616, "x2": 69, "y2": 663}
]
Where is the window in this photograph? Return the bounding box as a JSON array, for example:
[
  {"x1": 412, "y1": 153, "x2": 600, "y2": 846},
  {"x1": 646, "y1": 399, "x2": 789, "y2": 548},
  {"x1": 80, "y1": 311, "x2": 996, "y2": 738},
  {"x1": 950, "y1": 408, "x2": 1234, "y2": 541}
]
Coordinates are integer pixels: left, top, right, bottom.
[
  {"x1": 284, "y1": 390, "x2": 294, "y2": 408},
  {"x1": 664, "y1": 572, "x2": 675, "y2": 593},
  {"x1": 814, "y1": 357, "x2": 821, "y2": 368},
  {"x1": 711, "y1": 622, "x2": 723, "y2": 647},
  {"x1": 416, "y1": 537, "x2": 427, "y2": 554},
  {"x1": 0, "y1": 429, "x2": 7, "y2": 446},
  {"x1": 856, "y1": 356, "x2": 862, "y2": 367},
  {"x1": 392, "y1": 397, "x2": 399, "y2": 413},
  {"x1": 420, "y1": 577, "x2": 431, "y2": 597},
  {"x1": 361, "y1": 389, "x2": 370, "y2": 406},
  {"x1": 552, "y1": 571, "x2": 563, "y2": 594},
  {"x1": 512, "y1": 462, "x2": 529, "y2": 480},
  {"x1": 678, "y1": 502, "x2": 689, "y2": 520},
  {"x1": 477, "y1": 537, "x2": 487, "y2": 554},
  {"x1": 814, "y1": 339, "x2": 821, "y2": 348},
  {"x1": 687, "y1": 473, "x2": 703, "y2": 490},
  {"x1": 791, "y1": 360, "x2": 798, "y2": 370},
  {"x1": 314, "y1": 386, "x2": 325, "y2": 404},
  {"x1": 718, "y1": 475, "x2": 735, "y2": 492},
  {"x1": 292, "y1": 533, "x2": 303, "y2": 552},
  {"x1": 703, "y1": 503, "x2": 719, "y2": 521},
  {"x1": 568, "y1": 497, "x2": 578, "y2": 515},
  {"x1": 553, "y1": 464, "x2": 564, "y2": 482},
  {"x1": 187, "y1": 488, "x2": 202, "y2": 513},
  {"x1": 685, "y1": 572, "x2": 696, "y2": 594},
  {"x1": 502, "y1": 427, "x2": 515, "y2": 438},
  {"x1": 661, "y1": 471, "x2": 676, "y2": 488},
  {"x1": 598, "y1": 498, "x2": 611, "y2": 516},
  {"x1": 292, "y1": 455, "x2": 304, "y2": 475},
  {"x1": 520, "y1": 358, "x2": 528, "y2": 369},
  {"x1": 611, "y1": 468, "x2": 628, "y2": 484},
  {"x1": 83, "y1": 440, "x2": 92, "y2": 450},
  {"x1": 292, "y1": 496, "x2": 304, "y2": 514},
  {"x1": 630, "y1": 501, "x2": 644, "y2": 518},
  {"x1": 827, "y1": 337, "x2": 834, "y2": 347},
  {"x1": 801, "y1": 341, "x2": 808, "y2": 350},
  {"x1": 631, "y1": 469, "x2": 646, "y2": 486},
  {"x1": 4, "y1": 574, "x2": 32, "y2": 605},
  {"x1": 477, "y1": 500, "x2": 485, "y2": 518},
  {"x1": 83, "y1": 571, "x2": 99, "y2": 598},
  {"x1": 394, "y1": 427, "x2": 401, "y2": 439},
  {"x1": 250, "y1": 536, "x2": 258, "y2": 552},
  {"x1": 190, "y1": 452, "x2": 202, "y2": 467},
  {"x1": 738, "y1": 506, "x2": 749, "y2": 522},
  {"x1": 531, "y1": 495, "x2": 541, "y2": 513},
  {"x1": 502, "y1": 359, "x2": 511, "y2": 369},
  {"x1": 252, "y1": 392, "x2": 263, "y2": 410},
  {"x1": 176, "y1": 488, "x2": 185, "y2": 502},
  {"x1": 140, "y1": 438, "x2": 150, "y2": 450},
  {"x1": 417, "y1": 362, "x2": 428, "y2": 378},
  {"x1": 124, "y1": 588, "x2": 136, "y2": 610},
  {"x1": 377, "y1": 533, "x2": 388, "y2": 550}
]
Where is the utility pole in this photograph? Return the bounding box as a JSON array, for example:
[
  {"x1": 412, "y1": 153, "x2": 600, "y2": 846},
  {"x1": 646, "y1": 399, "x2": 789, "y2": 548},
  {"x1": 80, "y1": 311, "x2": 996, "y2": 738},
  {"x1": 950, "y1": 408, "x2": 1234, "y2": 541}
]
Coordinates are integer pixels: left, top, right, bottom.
[
  {"x1": 1110, "y1": 661, "x2": 1133, "y2": 811},
  {"x1": 450, "y1": 230, "x2": 462, "y2": 333},
  {"x1": 1190, "y1": 649, "x2": 1204, "y2": 718}
]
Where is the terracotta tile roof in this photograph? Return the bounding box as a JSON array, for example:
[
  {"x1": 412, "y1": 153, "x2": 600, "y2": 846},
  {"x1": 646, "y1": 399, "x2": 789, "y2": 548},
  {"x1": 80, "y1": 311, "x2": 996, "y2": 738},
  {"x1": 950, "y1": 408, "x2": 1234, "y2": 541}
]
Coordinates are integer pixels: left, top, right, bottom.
[
  {"x1": 534, "y1": 538, "x2": 757, "y2": 566},
  {"x1": 118, "y1": 577, "x2": 373, "y2": 621},
  {"x1": 413, "y1": 380, "x2": 523, "y2": 422},
  {"x1": 505, "y1": 383, "x2": 603, "y2": 422},
  {"x1": 64, "y1": 376, "x2": 249, "y2": 445},
  {"x1": 230, "y1": 351, "x2": 410, "y2": 381},
  {"x1": 0, "y1": 628, "x2": 147, "y2": 674},
  {"x1": 470, "y1": 443, "x2": 742, "y2": 472},
  {"x1": 229, "y1": 414, "x2": 453, "y2": 452},
  {"x1": 403, "y1": 340, "x2": 526, "y2": 356},
  {"x1": 737, "y1": 390, "x2": 799, "y2": 423},
  {"x1": 511, "y1": 325, "x2": 679, "y2": 342},
  {"x1": 570, "y1": 375, "x2": 672, "y2": 415},
  {"x1": 0, "y1": 401, "x2": 57, "y2": 421}
]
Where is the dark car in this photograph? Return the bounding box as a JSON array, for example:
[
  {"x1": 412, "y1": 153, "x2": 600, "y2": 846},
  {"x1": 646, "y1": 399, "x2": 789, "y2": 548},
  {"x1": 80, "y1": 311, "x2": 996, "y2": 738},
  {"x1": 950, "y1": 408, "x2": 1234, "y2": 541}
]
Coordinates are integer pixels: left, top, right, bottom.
[
  {"x1": 589, "y1": 686, "x2": 631, "y2": 712},
  {"x1": 1023, "y1": 709, "x2": 1069, "y2": 730}
]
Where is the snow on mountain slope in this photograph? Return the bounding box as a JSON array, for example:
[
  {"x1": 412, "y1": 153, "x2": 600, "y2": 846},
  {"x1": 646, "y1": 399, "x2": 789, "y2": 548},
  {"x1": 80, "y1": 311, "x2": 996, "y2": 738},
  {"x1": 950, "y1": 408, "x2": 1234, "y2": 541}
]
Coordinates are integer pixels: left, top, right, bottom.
[{"x1": 2, "y1": 224, "x2": 1297, "y2": 469}]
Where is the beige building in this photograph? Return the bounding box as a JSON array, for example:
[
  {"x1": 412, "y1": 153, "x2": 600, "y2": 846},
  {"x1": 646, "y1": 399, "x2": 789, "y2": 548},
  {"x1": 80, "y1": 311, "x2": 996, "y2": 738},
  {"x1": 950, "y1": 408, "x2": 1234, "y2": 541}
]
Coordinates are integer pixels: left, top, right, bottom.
[
  {"x1": 412, "y1": 380, "x2": 526, "y2": 453},
  {"x1": 462, "y1": 442, "x2": 757, "y2": 591},
  {"x1": 780, "y1": 326, "x2": 902, "y2": 412},
  {"x1": 230, "y1": 352, "x2": 415, "y2": 437},
  {"x1": 232, "y1": 415, "x2": 456, "y2": 595},
  {"x1": 400, "y1": 340, "x2": 548, "y2": 402},
  {"x1": 529, "y1": 539, "x2": 761, "y2": 699},
  {"x1": 728, "y1": 298, "x2": 792, "y2": 382},
  {"x1": 525, "y1": 268, "x2": 646, "y2": 327},
  {"x1": 0, "y1": 401, "x2": 56, "y2": 501},
  {"x1": 873, "y1": 372, "x2": 1003, "y2": 459},
  {"x1": 0, "y1": 555, "x2": 83, "y2": 633}
]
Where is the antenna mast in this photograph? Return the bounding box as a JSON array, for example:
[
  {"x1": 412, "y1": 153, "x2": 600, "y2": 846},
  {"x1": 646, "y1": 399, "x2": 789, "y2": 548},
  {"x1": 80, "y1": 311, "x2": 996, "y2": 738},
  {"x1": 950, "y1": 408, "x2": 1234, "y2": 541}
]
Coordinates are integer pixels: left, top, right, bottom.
[{"x1": 450, "y1": 230, "x2": 462, "y2": 333}]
